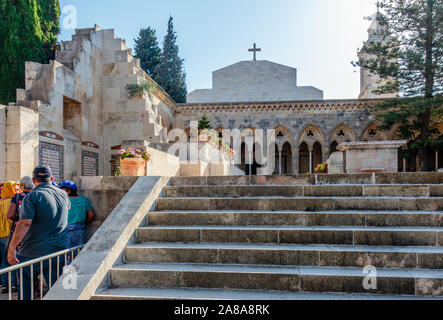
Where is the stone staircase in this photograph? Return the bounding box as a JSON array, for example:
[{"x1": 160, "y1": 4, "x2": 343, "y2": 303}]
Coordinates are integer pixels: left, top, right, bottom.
[{"x1": 93, "y1": 174, "x2": 443, "y2": 300}]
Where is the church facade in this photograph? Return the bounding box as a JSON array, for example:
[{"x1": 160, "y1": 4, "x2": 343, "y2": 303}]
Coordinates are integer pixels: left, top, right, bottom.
[
  {"x1": 1, "y1": 14, "x2": 427, "y2": 182},
  {"x1": 176, "y1": 15, "x2": 400, "y2": 175}
]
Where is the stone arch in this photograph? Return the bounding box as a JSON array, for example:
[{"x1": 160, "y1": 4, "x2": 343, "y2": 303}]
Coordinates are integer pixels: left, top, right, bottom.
[
  {"x1": 274, "y1": 125, "x2": 294, "y2": 151},
  {"x1": 278, "y1": 142, "x2": 292, "y2": 175},
  {"x1": 271, "y1": 126, "x2": 294, "y2": 175},
  {"x1": 298, "y1": 124, "x2": 326, "y2": 172},
  {"x1": 298, "y1": 124, "x2": 325, "y2": 150},
  {"x1": 360, "y1": 122, "x2": 388, "y2": 141},
  {"x1": 330, "y1": 124, "x2": 356, "y2": 144}
]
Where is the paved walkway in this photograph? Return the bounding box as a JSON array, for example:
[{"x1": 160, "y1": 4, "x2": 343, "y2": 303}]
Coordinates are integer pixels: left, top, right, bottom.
[{"x1": 0, "y1": 292, "x2": 17, "y2": 301}]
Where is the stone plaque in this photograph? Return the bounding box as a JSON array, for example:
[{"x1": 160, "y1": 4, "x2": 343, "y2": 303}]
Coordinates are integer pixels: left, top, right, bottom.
[
  {"x1": 39, "y1": 142, "x2": 64, "y2": 183},
  {"x1": 82, "y1": 151, "x2": 99, "y2": 176}
]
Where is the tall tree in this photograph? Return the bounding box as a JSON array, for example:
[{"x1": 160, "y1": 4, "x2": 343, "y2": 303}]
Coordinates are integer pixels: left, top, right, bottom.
[
  {"x1": 0, "y1": 0, "x2": 60, "y2": 104},
  {"x1": 37, "y1": 0, "x2": 61, "y2": 60},
  {"x1": 156, "y1": 16, "x2": 187, "y2": 103},
  {"x1": 134, "y1": 27, "x2": 162, "y2": 80},
  {"x1": 354, "y1": 0, "x2": 443, "y2": 171}
]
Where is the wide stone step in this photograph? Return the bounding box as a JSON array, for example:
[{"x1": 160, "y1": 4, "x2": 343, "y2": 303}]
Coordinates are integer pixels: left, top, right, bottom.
[
  {"x1": 136, "y1": 226, "x2": 443, "y2": 246},
  {"x1": 156, "y1": 197, "x2": 443, "y2": 212},
  {"x1": 109, "y1": 263, "x2": 443, "y2": 296},
  {"x1": 92, "y1": 286, "x2": 443, "y2": 300},
  {"x1": 148, "y1": 211, "x2": 443, "y2": 227},
  {"x1": 164, "y1": 185, "x2": 443, "y2": 198},
  {"x1": 125, "y1": 243, "x2": 443, "y2": 269},
  {"x1": 170, "y1": 173, "x2": 443, "y2": 187}
]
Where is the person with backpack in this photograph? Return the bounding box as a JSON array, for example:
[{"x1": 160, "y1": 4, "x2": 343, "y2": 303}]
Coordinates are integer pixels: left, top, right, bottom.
[
  {"x1": 7, "y1": 166, "x2": 70, "y2": 300},
  {"x1": 58, "y1": 180, "x2": 94, "y2": 248}
]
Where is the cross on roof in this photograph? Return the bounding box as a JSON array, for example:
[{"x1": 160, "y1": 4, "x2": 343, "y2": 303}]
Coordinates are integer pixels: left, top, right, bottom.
[{"x1": 248, "y1": 43, "x2": 261, "y2": 62}]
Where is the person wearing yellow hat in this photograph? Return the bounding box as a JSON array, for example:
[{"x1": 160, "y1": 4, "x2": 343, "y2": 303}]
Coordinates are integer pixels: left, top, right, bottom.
[{"x1": 0, "y1": 181, "x2": 20, "y2": 293}]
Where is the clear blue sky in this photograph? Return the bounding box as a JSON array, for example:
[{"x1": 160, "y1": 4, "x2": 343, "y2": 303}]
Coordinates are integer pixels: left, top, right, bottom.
[{"x1": 59, "y1": 0, "x2": 378, "y2": 100}]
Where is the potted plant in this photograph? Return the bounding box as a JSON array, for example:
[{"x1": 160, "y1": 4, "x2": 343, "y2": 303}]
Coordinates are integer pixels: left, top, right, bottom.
[{"x1": 119, "y1": 148, "x2": 151, "y2": 176}]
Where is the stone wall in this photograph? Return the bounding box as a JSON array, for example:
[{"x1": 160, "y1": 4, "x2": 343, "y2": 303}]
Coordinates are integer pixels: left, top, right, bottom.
[
  {"x1": 145, "y1": 146, "x2": 181, "y2": 177},
  {"x1": 0, "y1": 105, "x2": 39, "y2": 181},
  {"x1": 187, "y1": 60, "x2": 323, "y2": 103},
  {"x1": 175, "y1": 99, "x2": 397, "y2": 174},
  {"x1": 8, "y1": 25, "x2": 177, "y2": 181},
  {"x1": 73, "y1": 176, "x2": 139, "y2": 241}
]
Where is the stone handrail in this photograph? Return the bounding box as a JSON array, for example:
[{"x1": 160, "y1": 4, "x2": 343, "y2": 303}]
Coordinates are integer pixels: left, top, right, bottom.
[{"x1": 44, "y1": 176, "x2": 172, "y2": 300}]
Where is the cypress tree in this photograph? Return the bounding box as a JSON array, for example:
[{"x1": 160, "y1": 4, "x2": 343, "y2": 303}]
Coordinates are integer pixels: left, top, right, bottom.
[
  {"x1": 134, "y1": 27, "x2": 162, "y2": 81},
  {"x1": 156, "y1": 16, "x2": 187, "y2": 103},
  {"x1": 37, "y1": 0, "x2": 61, "y2": 60},
  {"x1": 0, "y1": 0, "x2": 60, "y2": 104}
]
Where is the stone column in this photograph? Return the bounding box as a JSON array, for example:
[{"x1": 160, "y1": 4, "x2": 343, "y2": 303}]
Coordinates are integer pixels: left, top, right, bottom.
[
  {"x1": 292, "y1": 146, "x2": 299, "y2": 175},
  {"x1": 278, "y1": 151, "x2": 282, "y2": 175},
  {"x1": 309, "y1": 150, "x2": 313, "y2": 174},
  {"x1": 5, "y1": 106, "x2": 39, "y2": 180}
]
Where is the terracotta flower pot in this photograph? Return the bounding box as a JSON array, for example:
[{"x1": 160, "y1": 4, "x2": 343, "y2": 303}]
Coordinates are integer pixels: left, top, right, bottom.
[{"x1": 120, "y1": 158, "x2": 147, "y2": 176}]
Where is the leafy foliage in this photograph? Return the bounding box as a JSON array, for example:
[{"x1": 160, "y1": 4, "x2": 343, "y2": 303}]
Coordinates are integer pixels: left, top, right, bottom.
[
  {"x1": 156, "y1": 16, "x2": 187, "y2": 103},
  {"x1": 134, "y1": 27, "x2": 162, "y2": 80},
  {"x1": 198, "y1": 115, "x2": 213, "y2": 132},
  {"x1": 372, "y1": 95, "x2": 443, "y2": 170},
  {"x1": 354, "y1": 0, "x2": 443, "y2": 171},
  {"x1": 37, "y1": 0, "x2": 60, "y2": 61},
  {"x1": 0, "y1": 0, "x2": 60, "y2": 104},
  {"x1": 127, "y1": 81, "x2": 154, "y2": 98}
]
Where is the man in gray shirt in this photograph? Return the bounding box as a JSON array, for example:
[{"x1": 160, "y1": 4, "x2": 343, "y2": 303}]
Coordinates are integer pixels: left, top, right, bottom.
[{"x1": 8, "y1": 166, "x2": 70, "y2": 300}]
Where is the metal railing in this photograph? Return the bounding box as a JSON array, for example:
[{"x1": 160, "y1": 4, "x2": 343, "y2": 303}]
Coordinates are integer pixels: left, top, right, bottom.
[{"x1": 0, "y1": 245, "x2": 84, "y2": 300}]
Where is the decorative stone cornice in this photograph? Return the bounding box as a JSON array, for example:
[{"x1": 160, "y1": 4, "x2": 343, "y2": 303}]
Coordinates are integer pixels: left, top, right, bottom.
[{"x1": 177, "y1": 99, "x2": 385, "y2": 114}]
